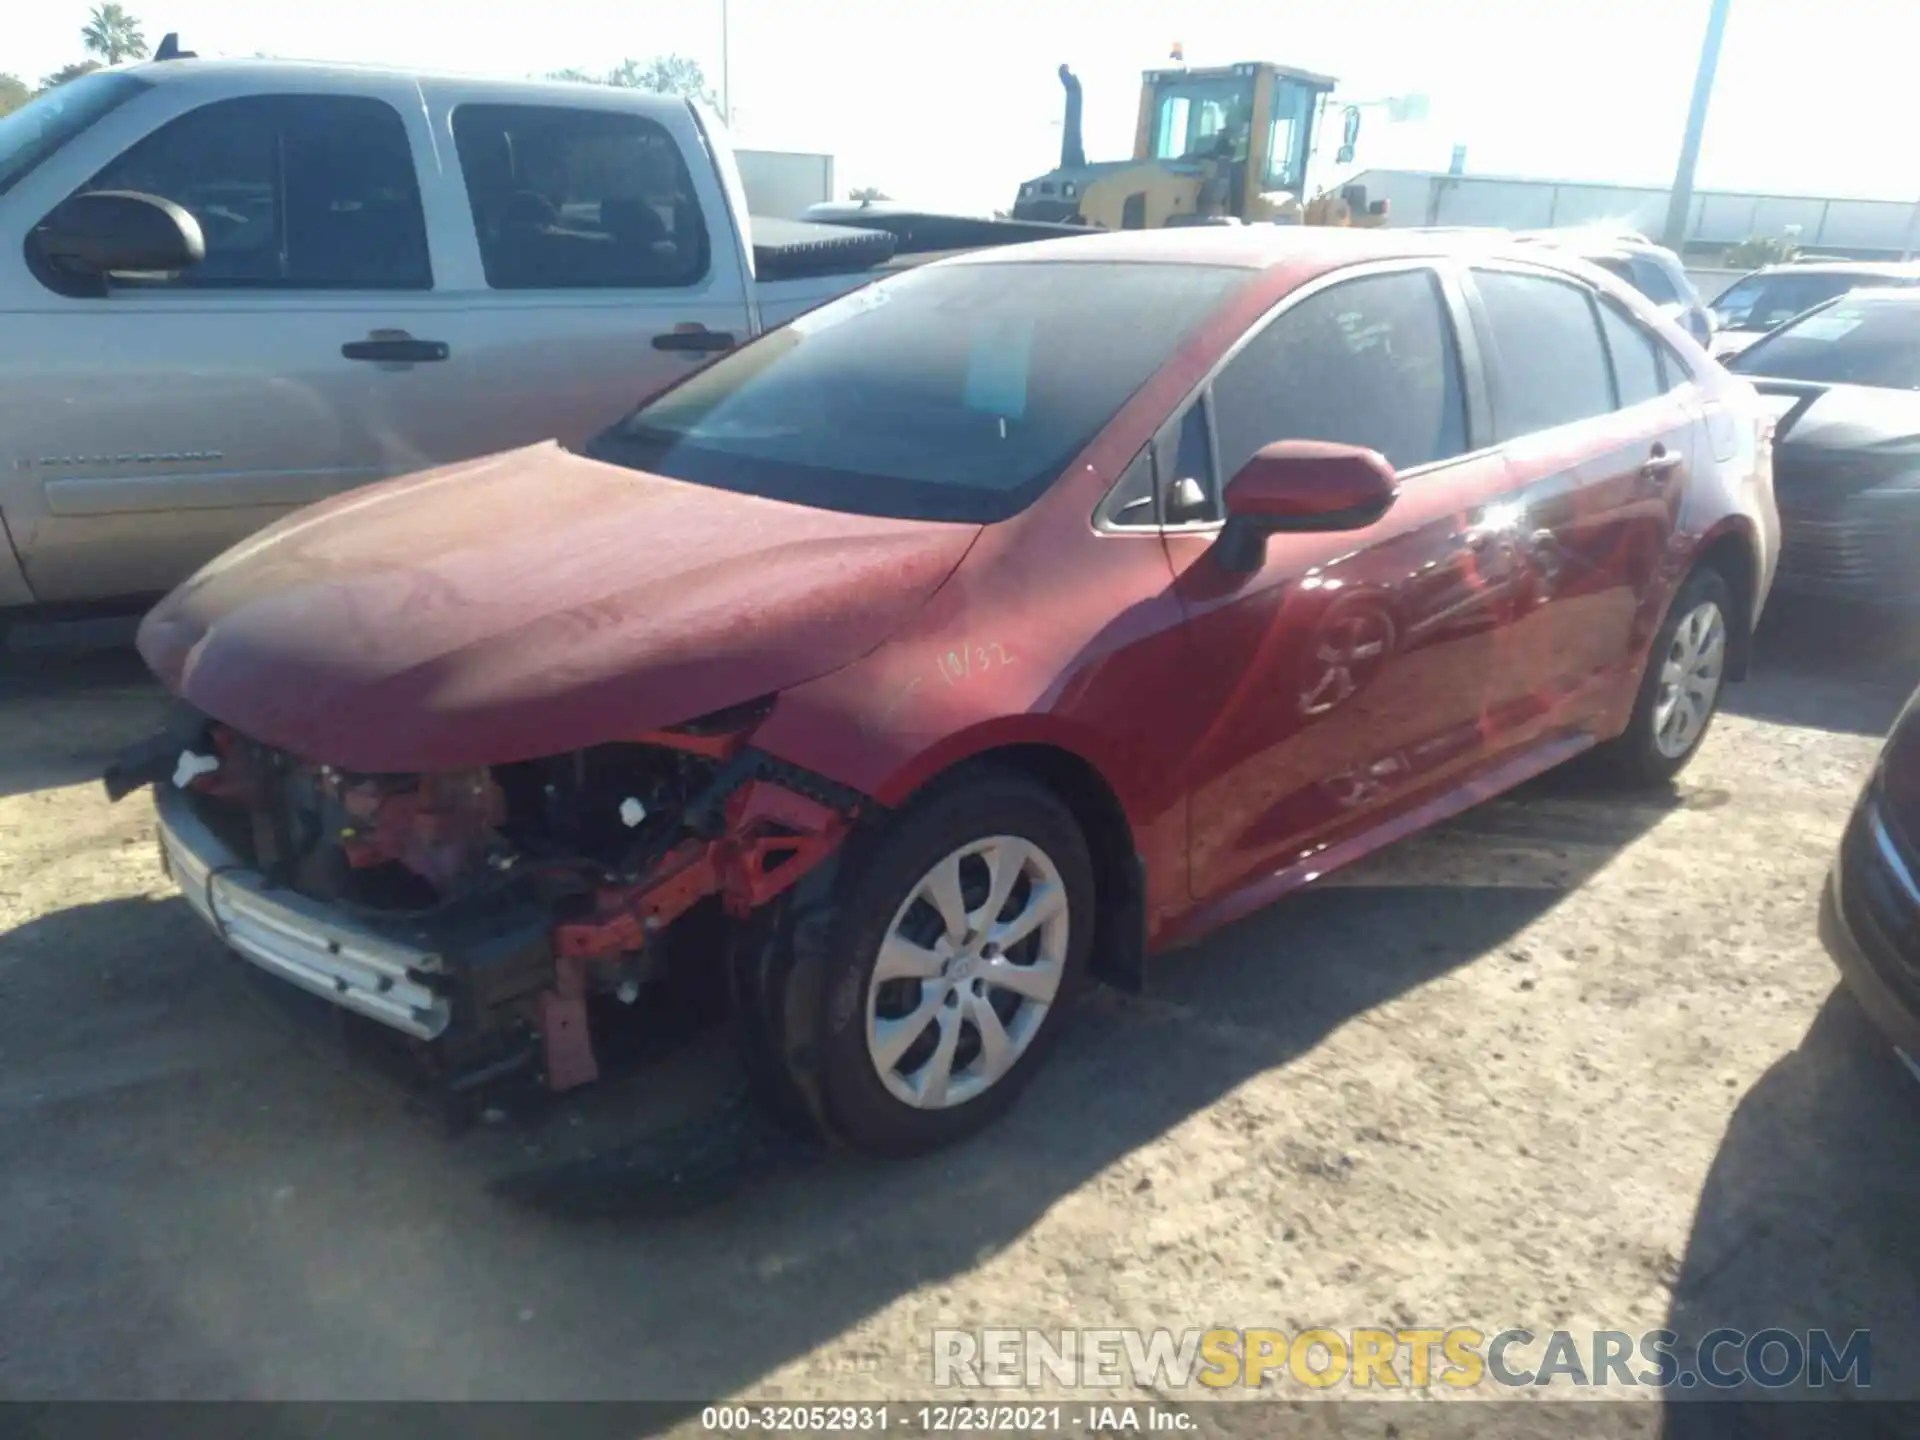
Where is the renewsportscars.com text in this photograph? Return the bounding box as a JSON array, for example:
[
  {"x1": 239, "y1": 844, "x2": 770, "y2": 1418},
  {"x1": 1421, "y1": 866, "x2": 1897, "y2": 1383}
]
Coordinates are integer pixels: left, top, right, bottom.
[{"x1": 931, "y1": 1326, "x2": 1873, "y2": 1391}]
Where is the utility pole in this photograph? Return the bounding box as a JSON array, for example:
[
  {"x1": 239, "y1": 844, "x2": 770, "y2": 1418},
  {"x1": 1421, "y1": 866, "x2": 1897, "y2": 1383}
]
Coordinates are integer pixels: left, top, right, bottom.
[
  {"x1": 720, "y1": 0, "x2": 732, "y2": 124},
  {"x1": 1660, "y1": 0, "x2": 1732, "y2": 253}
]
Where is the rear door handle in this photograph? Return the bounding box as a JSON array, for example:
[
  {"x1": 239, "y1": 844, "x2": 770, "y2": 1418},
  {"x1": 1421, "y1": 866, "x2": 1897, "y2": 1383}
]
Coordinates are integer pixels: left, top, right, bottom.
[
  {"x1": 342, "y1": 332, "x2": 449, "y2": 363},
  {"x1": 653, "y1": 325, "x2": 736, "y2": 354}
]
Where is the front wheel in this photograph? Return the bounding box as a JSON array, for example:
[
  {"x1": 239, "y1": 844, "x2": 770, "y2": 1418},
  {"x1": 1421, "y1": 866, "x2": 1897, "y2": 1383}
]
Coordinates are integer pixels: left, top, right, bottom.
[
  {"x1": 1595, "y1": 565, "x2": 1733, "y2": 788},
  {"x1": 774, "y1": 770, "x2": 1095, "y2": 1157}
]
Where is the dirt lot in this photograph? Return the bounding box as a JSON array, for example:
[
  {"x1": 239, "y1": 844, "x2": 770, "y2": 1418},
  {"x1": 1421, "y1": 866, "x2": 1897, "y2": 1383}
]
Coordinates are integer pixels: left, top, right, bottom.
[{"x1": 2, "y1": 605, "x2": 1918, "y2": 1427}]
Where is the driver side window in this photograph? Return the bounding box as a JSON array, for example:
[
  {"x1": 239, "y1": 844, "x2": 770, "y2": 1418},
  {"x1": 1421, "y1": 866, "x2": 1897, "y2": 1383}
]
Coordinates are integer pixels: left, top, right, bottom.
[
  {"x1": 52, "y1": 94, "x2": 431, "y2": 290},
  {"x1": 1207, "y1": 268, "x2": 1469, "y2": 507}
]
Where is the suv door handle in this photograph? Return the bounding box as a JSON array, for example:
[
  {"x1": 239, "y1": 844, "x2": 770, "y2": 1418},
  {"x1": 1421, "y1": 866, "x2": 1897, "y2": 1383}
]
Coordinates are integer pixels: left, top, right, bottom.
[
  {"x1": 1641, "y1": 444, "x2": 1685, "y2": 478},
  {"x1": 653, "y1": 325, "x2": 736, "y2": 353},
  {"x1": 342, "y1": 332, "x2": 449, "y2": 363}
]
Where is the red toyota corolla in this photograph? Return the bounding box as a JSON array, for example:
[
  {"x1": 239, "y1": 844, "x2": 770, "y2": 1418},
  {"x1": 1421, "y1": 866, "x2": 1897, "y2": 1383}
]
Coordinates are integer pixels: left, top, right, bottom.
[{"x1": 108, "y1": 227, "x2": 1781, "y2": 1156}]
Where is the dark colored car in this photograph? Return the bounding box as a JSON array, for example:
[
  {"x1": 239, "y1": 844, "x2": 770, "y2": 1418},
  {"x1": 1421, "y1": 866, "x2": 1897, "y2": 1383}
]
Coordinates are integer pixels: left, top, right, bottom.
[
  {"x1": 1824, "y1": 684, "x2": 1920, "y2": 1081},
  {"x1": 1707, "y1": 259, "x2": 1920, "y2": 361},
  {"x1": 1725, "y1": 286, "x2": 1920, "y2": 608},
  {"x1": 107, "y1": 227, "x2": 1780, "y2": 1157}
]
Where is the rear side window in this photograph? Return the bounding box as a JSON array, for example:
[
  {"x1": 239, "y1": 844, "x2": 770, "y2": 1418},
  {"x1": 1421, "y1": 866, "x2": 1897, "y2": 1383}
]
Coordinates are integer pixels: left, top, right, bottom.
[
  {"x1": 452, "y1": 104, "x2": 709, "y2": 289},
  {"x1": 1210, "y1": 269, "x2": 1468, "y2": 477},
  {"x1": 58, "y1": 94, "x2": 430, "y2": 290},
  {"x1": 1597, "y1": 301, "x2": 1664, "y2": 408},
  {"x1": 1473, "y1": 269, "x2": 1613, "y2": 438}
]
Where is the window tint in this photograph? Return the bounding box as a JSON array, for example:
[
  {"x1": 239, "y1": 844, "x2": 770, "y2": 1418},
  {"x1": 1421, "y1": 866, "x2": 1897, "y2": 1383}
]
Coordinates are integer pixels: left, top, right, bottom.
[
  {"x1": 590, "y1": 262, "x2": 1247, "y2": 523},
  {"x1": 1628, "y1": 256, "x2": 1681, "y2": 305},
  {"x1": 1105, "y1": 447, "x2": 1158, "y2": 528},
  {"x1": 1727, "y1": 295, "x2": 1920, "y2": 390},
  {"x1": 64, "y1": 95, "x2": 429, "y2": 290},
  {"x1": 1210, "y1": 269, "x2": 1467, "y2": 479},
  {"x1": 1710, "y1": 272, "x2": 1866, "y2": 332},
  {"x1": 453, "y1": 104, "x2": 709, "y2": 289},
  {"x1": 1474, "y1": 269, "x2": 1614, "y2": 437},
  {"x1": 1163, "y1": 404, "x2": 1216, "y2": 523},
  {"x1": 1597, "y1": 301, "x2": 1664, "y2": 408}
]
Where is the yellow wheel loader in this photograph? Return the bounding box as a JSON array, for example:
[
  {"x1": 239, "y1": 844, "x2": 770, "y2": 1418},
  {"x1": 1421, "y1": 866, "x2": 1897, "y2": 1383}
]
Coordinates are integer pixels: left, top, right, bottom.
[{"x1": 1011, "y1": 60, "x2": 1390, "y2": 231}]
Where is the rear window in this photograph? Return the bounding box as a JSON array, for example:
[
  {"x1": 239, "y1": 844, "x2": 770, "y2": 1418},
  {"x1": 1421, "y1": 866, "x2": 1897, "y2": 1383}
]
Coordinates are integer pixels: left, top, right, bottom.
[
  {"x1": 589, "y1": 261, "x2": 1249, "y2": 522},
  {"x1": 1728, "y1": 295, "x2": 1920, "y2": 390},
  {"x1": 0, "y1": 71, "x2": 149, "y2": 198}
]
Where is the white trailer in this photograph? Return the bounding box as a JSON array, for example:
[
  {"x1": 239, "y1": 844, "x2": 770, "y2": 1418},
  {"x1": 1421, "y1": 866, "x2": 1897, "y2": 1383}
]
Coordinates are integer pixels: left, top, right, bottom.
[{"x1": 735, "y1": 149, "x2": 836, "y2": 219}]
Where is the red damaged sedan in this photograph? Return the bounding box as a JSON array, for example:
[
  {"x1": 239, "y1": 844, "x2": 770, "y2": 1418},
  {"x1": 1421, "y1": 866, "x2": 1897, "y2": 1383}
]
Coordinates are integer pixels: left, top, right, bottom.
[{"x1": 108, "y1": 228, "x2": 1781, "y2": 1156}]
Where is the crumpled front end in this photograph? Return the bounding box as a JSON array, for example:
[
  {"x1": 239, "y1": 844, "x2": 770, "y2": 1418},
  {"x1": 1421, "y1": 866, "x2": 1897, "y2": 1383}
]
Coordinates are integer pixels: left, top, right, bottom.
[{"x1": 112, "y1": 698, "x2": 871, "y2": 1094}]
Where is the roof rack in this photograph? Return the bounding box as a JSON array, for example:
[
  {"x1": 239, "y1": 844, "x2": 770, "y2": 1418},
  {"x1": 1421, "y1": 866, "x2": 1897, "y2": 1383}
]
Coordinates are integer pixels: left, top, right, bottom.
[{"x1": 153, "y1": 32, "x2": 197, "y2": 61}]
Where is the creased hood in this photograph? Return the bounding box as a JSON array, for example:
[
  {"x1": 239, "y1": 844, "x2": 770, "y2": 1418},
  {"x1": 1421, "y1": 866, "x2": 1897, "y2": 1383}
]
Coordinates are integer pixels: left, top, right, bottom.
[{"x1": 138, "y1": 443, "x2": 980, "y2": 772}]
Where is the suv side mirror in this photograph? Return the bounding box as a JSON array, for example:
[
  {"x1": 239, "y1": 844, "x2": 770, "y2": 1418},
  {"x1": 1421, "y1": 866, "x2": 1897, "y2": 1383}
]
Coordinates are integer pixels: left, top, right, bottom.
[
  {"x1": 1215, "y1": 440, "x2": 1398, "y2": 573},
  {"x1": 34, "y1": 191, "x2": 205, "y2": 280}
]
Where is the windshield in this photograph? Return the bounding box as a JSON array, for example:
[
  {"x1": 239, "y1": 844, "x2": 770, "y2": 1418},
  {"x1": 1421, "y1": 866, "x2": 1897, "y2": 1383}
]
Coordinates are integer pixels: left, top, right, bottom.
[
  {"x1": 588, "y1": 261, "x2": 1250, "y2": 523},
  {"x1": 0, "y1": 71, "x2": 150, "y2": 198},
  {"x1": 1150, "y1": 76, "x2": 1256, "y2": 161},
  {"x1": 1728, "y1": 294, "x2": 1920, "y2": 389},
  {"x1": 1709, "y1": 271, "x2": 1887, "y2": 333}
]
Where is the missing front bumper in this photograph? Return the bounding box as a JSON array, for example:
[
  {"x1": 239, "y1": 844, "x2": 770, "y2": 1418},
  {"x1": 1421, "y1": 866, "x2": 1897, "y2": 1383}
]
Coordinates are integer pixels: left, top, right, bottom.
[{"x1": 156, "y1": 782, "x2": 452, "y2": 1039}]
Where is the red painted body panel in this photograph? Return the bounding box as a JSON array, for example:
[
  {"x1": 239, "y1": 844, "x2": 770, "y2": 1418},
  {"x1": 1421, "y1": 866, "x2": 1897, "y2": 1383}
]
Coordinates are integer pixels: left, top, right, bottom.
[
  {"x1": 134, "y1": 228, "x2": 1780, "y2": 967},
  {"x1": 135, "y1": 443, "x2": 981, "y2": 772}
]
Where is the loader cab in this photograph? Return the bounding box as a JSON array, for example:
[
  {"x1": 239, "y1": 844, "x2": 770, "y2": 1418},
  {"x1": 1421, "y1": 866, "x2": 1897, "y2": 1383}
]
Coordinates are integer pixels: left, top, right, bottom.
[{"x1": 1134, "y1": 62, "x2": 1336, "y2": 219}]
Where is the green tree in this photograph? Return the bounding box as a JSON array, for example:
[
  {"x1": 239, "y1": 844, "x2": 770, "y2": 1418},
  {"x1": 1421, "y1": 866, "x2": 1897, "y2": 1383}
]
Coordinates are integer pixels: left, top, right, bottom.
[
  {"x1": 81, "y1": 2, "x2": 146, "y2": 64},
  {"x1": 39, "y1": 59, "x2": 102, "y2": 90},
  {"x1": 546, "y1": 54, "x2": 718, "y2": 108},
  {"x1": 848, "y1": 186, "x2": 891, "y2": 203},
  {"x1": 0, "y1": 73, "x2": 30, "y2": 117}
]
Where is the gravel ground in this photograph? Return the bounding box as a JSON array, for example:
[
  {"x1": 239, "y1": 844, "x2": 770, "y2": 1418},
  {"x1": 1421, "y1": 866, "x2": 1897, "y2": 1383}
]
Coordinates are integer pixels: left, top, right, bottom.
[{"x1": 1, "y1": 604, "x2": 1917, "y2": 1432}]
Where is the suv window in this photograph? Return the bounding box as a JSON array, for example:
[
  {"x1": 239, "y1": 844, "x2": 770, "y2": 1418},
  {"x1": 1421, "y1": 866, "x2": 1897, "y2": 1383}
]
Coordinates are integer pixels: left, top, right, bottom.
[
  {"x1": 1210, "y1": 269, "x2": 1467, "y2": 481},
  {"x1": 452, "y1": 105, "x2": 710, "y2": 289},
  {"x1": 1630, "y1": 256, "x2": 1682, "y2": 305},
  {"x1": 0, "y1": 70, "x2": 149, "y2": 199},
  {"x1": 1710, "y1": 271, "x2": 1872, "y2": 333},
  {"x1": 60, "y1": 95, "x2": 430, "y2": 290},
  {"x1": 1473, "y1": 269, "x2": 1614, "y2": 437},
  {"x1": 1597, "y1": 300, "x2": 1664, "y2": 408}
]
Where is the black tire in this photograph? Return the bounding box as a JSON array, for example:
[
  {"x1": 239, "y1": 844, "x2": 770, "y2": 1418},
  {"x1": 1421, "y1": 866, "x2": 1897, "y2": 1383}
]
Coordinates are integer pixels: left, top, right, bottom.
[
  {"x1": 1594, "y1": 565, "x2": 1734, "y2": 788},
  {"x1": 761, "y1": 767, "x2": 1095, "y2": 1158}
]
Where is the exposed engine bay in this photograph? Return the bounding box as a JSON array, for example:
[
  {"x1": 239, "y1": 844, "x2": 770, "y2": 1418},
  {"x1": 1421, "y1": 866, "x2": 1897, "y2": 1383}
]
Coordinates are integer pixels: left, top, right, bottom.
[{"x1": 108, "y1": 699, "x2": 869, "y2": 1098}]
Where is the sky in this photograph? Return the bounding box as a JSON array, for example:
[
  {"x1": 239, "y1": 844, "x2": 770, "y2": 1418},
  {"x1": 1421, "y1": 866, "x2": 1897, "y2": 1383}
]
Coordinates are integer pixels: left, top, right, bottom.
[{"x1": 13, "y1": 0, "x2": 1918, "y2": 218}]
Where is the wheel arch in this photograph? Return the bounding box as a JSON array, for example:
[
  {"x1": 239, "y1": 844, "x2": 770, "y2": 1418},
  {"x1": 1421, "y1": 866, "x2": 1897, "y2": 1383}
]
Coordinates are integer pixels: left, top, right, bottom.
[
  {"x1": 1689, "y1": 517, "x2": 1762, "y2": 681},
  {"x1": 886, "y1": 730, "x2": 1149, "y2": 994}
]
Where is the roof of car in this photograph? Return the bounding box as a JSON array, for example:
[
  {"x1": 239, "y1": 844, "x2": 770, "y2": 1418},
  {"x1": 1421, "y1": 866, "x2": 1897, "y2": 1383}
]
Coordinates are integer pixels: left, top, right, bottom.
[
  {"x1": 1751, "y1": 259, "x2": 1920, "y2": 279},
  {"x1": 122, "y1": 53, "x2": 696, "y2": 105},
  {"x1": 948, "y1": 224, "x2": 1581, "y2": 276}
]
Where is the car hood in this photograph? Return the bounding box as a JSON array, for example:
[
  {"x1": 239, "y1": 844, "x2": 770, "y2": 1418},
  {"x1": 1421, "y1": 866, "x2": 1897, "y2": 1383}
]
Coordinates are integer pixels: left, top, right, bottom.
[
  {"x1": 138, "y1": 443, "x2": 981, "y2": 772},
  {"x1": 1710, "y1": 330, "x2": 1765, "y2": 360}
]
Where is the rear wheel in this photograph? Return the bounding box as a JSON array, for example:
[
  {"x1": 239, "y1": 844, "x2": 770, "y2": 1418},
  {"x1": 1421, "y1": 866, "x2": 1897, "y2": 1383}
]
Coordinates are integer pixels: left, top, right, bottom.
[
  {"x1": 1595, "y1": 566, "x2": 1733, "y2": 788},
  {"x1": 762, "y1": 770, "x2": 1094, "y2": 1157}
]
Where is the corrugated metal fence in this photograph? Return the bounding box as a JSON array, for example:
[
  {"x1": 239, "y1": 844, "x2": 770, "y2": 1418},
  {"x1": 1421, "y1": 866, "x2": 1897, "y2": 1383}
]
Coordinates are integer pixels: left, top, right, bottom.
[{"x1": 1354, "y1": 170, "x2": 1920, "y2": 258}]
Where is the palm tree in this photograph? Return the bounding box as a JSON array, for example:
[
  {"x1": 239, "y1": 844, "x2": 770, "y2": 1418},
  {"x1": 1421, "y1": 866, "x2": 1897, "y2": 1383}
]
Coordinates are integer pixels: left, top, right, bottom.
[{"x1": 81, "y1": 3, "x2": 147, "y2": 65}]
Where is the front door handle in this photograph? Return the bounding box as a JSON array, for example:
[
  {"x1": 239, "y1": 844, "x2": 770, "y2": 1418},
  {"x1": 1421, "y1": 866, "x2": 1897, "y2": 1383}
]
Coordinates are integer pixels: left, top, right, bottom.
[
  {"x1": 653, "y1": 325, "x2": 736, "y2": 354},
  {"x1": 1641, "y1": 444, "x2": 1685, "y2": 479},
  {"x1": 343, "y1": 331, "x2": 450, "y2": 363}
]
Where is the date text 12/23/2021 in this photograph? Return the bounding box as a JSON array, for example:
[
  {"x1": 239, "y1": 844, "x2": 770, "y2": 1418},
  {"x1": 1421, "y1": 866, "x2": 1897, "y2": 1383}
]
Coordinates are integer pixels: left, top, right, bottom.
[{"x1": 699, "y1": 1404, "x2": 1194, "y2": 1434}]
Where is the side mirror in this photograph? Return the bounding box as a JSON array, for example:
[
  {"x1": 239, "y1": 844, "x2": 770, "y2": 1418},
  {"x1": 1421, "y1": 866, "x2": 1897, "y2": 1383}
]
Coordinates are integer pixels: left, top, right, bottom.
[
  {"x1": 33, "y1": 190, "x2": 205, "y2": 280},
  {"x1": 1215, "y1": 440, "x2": 1398, "y2": 573}
]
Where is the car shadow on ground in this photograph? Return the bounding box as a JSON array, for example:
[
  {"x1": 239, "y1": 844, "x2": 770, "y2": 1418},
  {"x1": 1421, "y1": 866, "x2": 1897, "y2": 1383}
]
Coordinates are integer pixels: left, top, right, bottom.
[
  {"x1": 1659, "y1": 989, "x2": 1920, "y2": 1432},
  {"x1": 0, "y1": 761, "x2": 1683, "y2": 1403},
  {"x1": 1724, "y1": 599, "x2": 1920, "y2": 738}
]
